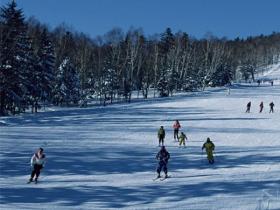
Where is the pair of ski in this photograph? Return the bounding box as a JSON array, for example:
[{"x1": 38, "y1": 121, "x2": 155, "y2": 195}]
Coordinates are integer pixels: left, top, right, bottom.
[
  {"x1": 153, "y1": 175, "x2": 170, "y2": 181},
  {"x1": 27, "y1": 180, "x2": 38, "y2": 184}
]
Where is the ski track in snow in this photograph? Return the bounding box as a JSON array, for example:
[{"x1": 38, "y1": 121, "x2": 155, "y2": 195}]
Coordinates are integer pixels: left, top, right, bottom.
[{"x1": 0, "y1": 83, "x2": 280, "y2": 210}]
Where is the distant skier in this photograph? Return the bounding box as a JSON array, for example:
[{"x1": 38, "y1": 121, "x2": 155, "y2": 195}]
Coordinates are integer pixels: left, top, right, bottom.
[
  {"x1": 257, "y1": 80, "x2": 261, "y2": 86},
  {"x1": 271, "y1": 80, "x2": 274, "y2": 86},
  {"x1": 225, "y1": 83, "x2": 231, "y2": 96},
  {"x1": 202, "y1": 137, "x2": 215, "y2": 164},
  {"x1": 156, "y1": 146, "x2": 170, "y2": 178},
  {"x1": 179, "y1": 132, "x2": 187, "y2": 147},
  {"x1": 173, "y1": 120, "x2": 181, "y2": 141},
  {"x1": 269, "y1": 102, "x2": 275, "y2": 113},
  {"x1": 259, "y1": 101, "x2": 264, "y2": 113},
  {"x1": 245, "y1": 101, "x2": 251, "y2": 113},
  {"x1": 158, "y1": 126, "x2": 165, "y2": 146},
  {"x1": 28, "y1": 148, "x2": 46, "y2": 184},
  {"x1": 227, "y1": 87, "x2": 231, "y2": 95}
]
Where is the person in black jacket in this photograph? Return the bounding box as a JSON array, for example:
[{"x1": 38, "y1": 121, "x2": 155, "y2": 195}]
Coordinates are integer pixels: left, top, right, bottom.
[
  {"x1": 259, "y1": 101, "x2": 264, "y2": 113},
  {"x1": 246, "y1": 101, "x2": 251, "y2": 113},
  {"x1": 156, "y1": 146, "x2": 170, "y2": 178},
  {"x1": 269, "y1": 102, "x2": 275, "y2": 113}
]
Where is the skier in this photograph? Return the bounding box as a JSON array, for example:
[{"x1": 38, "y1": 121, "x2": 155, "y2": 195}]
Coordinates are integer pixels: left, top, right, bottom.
[
  {"x1": 173, "y1": 120, "x2": 181, "y2": 141},
  {"x1": 202, "y1": 137, "x2": 215, "y2": 164},
  {"x1": 245, "y1": 101, "x2": 251, "y2": 113},
  {"x1": 179, "y1": 132, "x2": 187, "y2": 147},
  {"x1": 156, "y1": 146, "x2": 170, "y2": 178},
  {"x1": 259, "y1": 101, "x2": 264, "y2": 113},
  {"x1": 28, "y1": 148, "x2": 46, "y2": 183},
  {"x1": 269, "y1": 102, "x2": 275, "y2": 113},
  {"x1": 257, "y1": 80, "x2": 261, "y2": 86},
  {"x1": 227, "y1": 87, "x2": 231, "y2": 95},
  {"x1": 157, "y1": 126, "x2": 165, "y2": 146}
]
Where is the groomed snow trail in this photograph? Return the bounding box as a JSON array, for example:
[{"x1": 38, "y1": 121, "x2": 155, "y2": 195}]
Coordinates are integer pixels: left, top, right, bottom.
[{"x1": 0, "y1": 83, "x2": 279, "y2": 210}]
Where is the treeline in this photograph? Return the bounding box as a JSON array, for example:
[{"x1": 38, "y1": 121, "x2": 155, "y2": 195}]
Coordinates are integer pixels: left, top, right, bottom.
[{"x1": 1, "y1": 1, "x2": 280, "y2": 115}]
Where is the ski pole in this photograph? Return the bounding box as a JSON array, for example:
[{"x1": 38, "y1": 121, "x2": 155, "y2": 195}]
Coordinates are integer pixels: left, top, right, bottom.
[
  {"x1": 214, "y1": 150, "x2": 217, "y2": 163},
  {"x1": 201, "y1": 149, "x2": 204, "y2": 163}
]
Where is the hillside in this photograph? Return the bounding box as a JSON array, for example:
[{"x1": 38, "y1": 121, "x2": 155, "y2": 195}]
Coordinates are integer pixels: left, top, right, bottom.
[
  {"x1": 256, "y1": 63, "x2": 280, "y2": 84},
  {"x1": 0, "y1": 81, "x2": 280, "y2": 210}
]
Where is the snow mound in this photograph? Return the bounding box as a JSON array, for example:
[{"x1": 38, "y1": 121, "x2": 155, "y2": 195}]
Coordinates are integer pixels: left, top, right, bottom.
[{"x1": 0, "y1": 120, "x2": 8, "y2": 126}]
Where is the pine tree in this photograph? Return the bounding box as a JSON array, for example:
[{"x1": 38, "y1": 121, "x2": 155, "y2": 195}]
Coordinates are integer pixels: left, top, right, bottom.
[
  {"x1": 53, "y1": 58, "x2": 81, "y2": 106},
  {"x1": 0, "y1": 1, "x2": 34, "y2": 114},
  {"x1": 36, "y1": 28, "x2": 55, "y2": 104},
  {"x1": 157, "y1": 73, "x2": 168, "y2": 97},
  {"x1": 19, "y1": 35, "x2": 38, "y2": 112},
  {"x1": 157, "y1": 28, "x2": 175, "y2": 96}
]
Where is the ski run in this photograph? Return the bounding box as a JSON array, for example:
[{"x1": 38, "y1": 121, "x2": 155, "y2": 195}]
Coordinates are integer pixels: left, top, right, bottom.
[{"x1": 1, "y1": 80, "x2": 280, "y2": 209}]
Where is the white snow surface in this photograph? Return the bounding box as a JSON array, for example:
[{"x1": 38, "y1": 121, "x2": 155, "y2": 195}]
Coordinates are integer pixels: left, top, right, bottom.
[
  {"x1": 1, "y1": 83, "x2": 280, "y2": 210},
  {"x1": 256, "y1": 63, "x2": 280, "y2": 84}
]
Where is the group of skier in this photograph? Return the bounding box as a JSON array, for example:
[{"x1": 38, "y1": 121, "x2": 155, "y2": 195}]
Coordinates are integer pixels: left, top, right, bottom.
[
  {"x1": 156, "y1": 99, "x2": 276, "y2": 178},
  {"x1": 246, "y1": 101, "x2": 275, "y2": 113},
  {"x1": 28, "y1": 99, "x2": 275, "y2": 182},
  {"x1": 28, "y1": 102, "x2": 274, "y2": 182},
  {"x1": 157, "y1": 120, "x2": 188, "y2": 147},
  {"x1": 155, "y1": 120, "x2": 215, "y2": 179}
]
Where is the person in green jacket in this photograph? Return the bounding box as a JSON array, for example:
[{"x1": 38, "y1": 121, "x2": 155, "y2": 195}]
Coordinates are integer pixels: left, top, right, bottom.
[
  {"x1": 158, "y1": 126, "x2": 165, "y2": 146},
  {"x1": 179, "y1": 132, "x2": 187, "y2": 147},
  {"x1": 202, "y1": 137, "x2": 215, "y2": 164}
]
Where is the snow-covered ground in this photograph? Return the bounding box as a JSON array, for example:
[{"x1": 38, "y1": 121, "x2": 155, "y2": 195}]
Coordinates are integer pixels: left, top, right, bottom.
[
  {"x1": 256, "y1": 62, "x2": 280, "y2": 84},
  {"x1": 1, "y1": 74, "x2": 280, "y2": 209}
]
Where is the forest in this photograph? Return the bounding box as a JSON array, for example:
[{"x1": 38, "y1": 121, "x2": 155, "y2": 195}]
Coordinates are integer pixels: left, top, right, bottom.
[{"x1": 1, "y1": 1, "x2": 280, "y2": 115}]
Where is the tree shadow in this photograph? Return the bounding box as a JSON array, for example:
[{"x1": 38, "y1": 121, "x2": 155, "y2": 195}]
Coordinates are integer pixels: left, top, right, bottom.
[{"x1": 1, "y1": 145, "x2": 279, "y2": 208}]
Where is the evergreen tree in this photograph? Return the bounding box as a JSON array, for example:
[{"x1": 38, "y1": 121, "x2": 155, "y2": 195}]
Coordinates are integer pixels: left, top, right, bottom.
[
  {"x1": 98, "y1": 66, "x2": 119, "y2": 105},
  {"x1": 36, "y1": 28, "x2": 55, "y2": 103},
  {"x1": 211, "y1": 63, "x2": 233, "y2": 86},
  {"x1": 53, "y1": 58, "x2": 81, "y2": 106},
  {"x1": 157, "y1": 73, "x2": 168, "y2": 97},
  {"x1": 158, "y1": 28, "x2": 175, "y2": 96},
  {"x1": 0, "y1": 1, "x2": 33, "y2": 114},
  {"x1": 19, "y1": 35, "x2": 38, "y2": 112}
]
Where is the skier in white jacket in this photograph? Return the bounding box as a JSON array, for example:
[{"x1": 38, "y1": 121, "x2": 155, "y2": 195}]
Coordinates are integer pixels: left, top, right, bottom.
[{"x1": 28, "y1": 148, "x2": 46, "y2": 183}]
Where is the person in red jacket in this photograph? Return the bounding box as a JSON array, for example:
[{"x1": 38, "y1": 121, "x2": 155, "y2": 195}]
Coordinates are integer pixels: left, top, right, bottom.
[{"x1": 173, "y1": 120, "x2": 181, "y2": 141}]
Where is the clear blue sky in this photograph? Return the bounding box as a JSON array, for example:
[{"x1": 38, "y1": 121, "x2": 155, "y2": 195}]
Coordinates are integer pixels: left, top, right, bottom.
[{"x1": 1, "y1": 0, "x2": 280, "y2": 39}]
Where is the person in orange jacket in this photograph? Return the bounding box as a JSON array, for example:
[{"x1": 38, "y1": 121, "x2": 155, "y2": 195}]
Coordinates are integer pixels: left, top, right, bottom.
[{"x1": 173, "y1": 120, "x2": 181, "y2": 141}]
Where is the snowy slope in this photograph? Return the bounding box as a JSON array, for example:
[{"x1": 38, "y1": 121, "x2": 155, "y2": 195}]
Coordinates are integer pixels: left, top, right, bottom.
[
  {"x1": 256, "y1": 63, "x2": 280, "y2": 83},
  {"x1": 0, "y1": 83, "x2": 280, "y2": 210}
]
